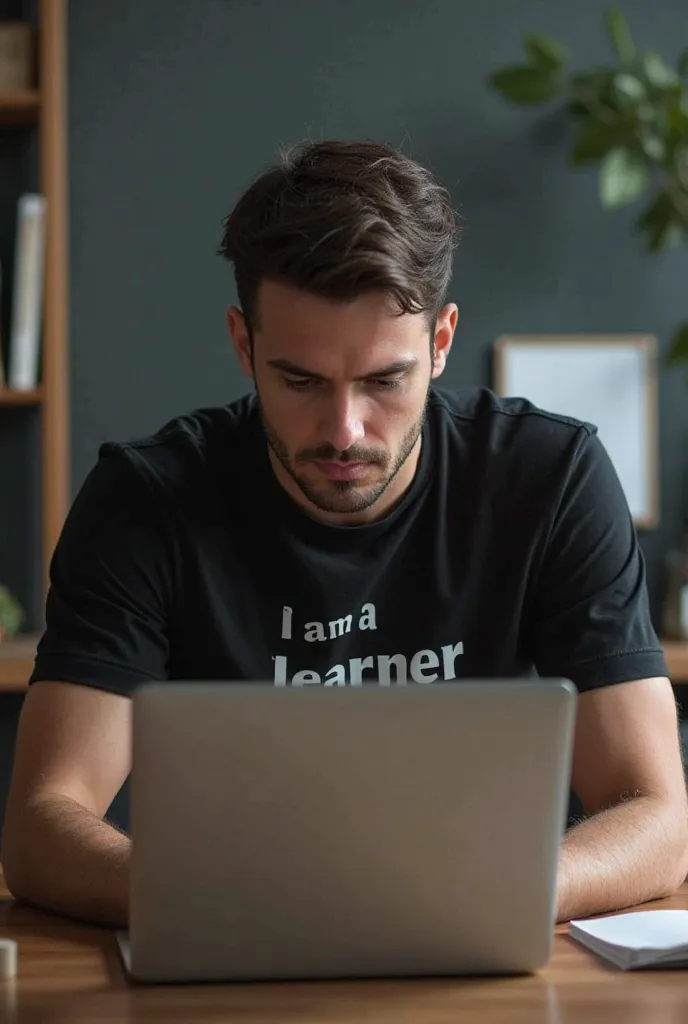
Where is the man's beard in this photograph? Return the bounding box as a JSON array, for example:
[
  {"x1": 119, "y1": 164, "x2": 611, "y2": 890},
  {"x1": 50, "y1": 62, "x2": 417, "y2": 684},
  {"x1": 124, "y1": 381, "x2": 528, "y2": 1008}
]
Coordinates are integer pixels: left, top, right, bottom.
[{"x1": 257, "y1": 390, "x2": 429, "y2": 517}]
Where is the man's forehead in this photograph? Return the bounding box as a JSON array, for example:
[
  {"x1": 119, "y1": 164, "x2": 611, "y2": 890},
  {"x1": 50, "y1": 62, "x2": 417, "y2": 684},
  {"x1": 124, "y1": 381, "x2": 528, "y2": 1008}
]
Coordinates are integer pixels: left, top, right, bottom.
[
  {"x1": 254, "y1": 280, "x2": 426, "y2": 336},
  {"x1": 254, "y1": 324, "x2": 426, "y2": 379}
]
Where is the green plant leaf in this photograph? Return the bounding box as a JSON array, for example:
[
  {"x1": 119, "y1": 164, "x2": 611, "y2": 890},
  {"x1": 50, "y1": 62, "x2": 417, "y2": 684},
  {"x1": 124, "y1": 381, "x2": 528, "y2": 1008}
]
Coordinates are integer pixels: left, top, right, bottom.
[
  {"x1": 570, "y1": 117, "x2": 636, "y2": 164},
  {"x1": 668, "y1": 323, "x2": 688, "y2": 367},
  {"x1": 570, "y1": 66, "x2": 634, "y2": 117},
  {"x1": 643, "y1": 52, "x2": 680, "y2": 90},
  {"x1": 570, "y1": 68, "x2": 616, "y2": 106},
  {"x1": 640, "y1": 134, "x2": 666, "y2": 161},
  {"x1": 604, "y1": 6, "x2": 635, "y2": 64},
  {"x1": 679, "y1": 49, "x2": 688, "y2": 80},
  {"x1": 612, "y1": 72, "x2": 646, "y2": 103},
  {"x1": 571, "y1": 68, "x2": 616, "y2": 94},
  {"x1": 524, "y1": 33, "x2": 566, "y2": 71},
  {"x1": 487, "y1": 65, "x2": 563, "y2": 104},
  {"x1": 599, "y1": 148, "x2": 649, "y2": 207},
  {"x1": 637, "y1": 102, "x2": 656, "y2": 122},
  {"x1": 568, "y1": 99, "x2": 590, "y2": 117},
  {"x1": 664, "y1": 102, "x2": 688, "y2": 171},
  {"x1": 667, "y1": 100, "x2": 688, "y2": 136},
  {"x1": 0, "y1": 585, "x2": 24, "y2": 638},
  {"x1": 677, "y1": 143, "x2": 688, "y2": 187},
  {"x1": 636, "y1": 190, "x2": 685, "y2": 250}
]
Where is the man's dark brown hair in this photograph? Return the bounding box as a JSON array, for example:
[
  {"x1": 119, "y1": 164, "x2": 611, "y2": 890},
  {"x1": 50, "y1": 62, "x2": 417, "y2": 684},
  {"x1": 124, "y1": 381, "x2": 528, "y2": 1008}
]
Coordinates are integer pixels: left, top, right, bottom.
[{"x1": 217, "y1": 139, "x2": 460, "y2": 337}]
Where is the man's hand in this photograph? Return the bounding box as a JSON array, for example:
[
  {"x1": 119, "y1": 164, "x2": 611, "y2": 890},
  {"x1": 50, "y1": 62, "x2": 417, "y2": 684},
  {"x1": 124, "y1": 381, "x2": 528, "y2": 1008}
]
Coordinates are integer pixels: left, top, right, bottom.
[{"x1": 557, "y1": 676, "x2": 688, "y2": 922}]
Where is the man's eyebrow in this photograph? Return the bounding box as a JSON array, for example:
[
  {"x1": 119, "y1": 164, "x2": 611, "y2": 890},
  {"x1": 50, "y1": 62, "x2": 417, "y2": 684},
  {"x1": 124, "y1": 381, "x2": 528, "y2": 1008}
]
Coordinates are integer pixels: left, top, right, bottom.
[{"x1": 266, "y1": 357, "x2": 419, "y2": 380}]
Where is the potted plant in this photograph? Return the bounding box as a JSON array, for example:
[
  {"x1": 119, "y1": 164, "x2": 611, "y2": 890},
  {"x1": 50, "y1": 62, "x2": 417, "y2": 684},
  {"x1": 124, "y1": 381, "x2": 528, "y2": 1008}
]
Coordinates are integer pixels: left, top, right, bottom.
[
  {"x1": 0, "y1": 584, "x2": 24, "y2": 645},
  {"x1": 487, "y1": 6, "x2": 688, "y2": 374}
]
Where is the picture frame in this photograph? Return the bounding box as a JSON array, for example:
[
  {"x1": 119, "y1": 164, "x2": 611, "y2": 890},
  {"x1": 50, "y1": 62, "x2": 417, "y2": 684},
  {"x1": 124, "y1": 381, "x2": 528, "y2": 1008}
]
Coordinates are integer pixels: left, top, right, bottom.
[{"x1": 493, "y1": 334, "x2": 659, "y2": 530}]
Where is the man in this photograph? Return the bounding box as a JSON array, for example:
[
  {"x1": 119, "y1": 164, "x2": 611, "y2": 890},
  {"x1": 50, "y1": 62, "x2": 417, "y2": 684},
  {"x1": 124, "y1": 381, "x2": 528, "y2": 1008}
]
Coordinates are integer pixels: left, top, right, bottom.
[{"x1": 2, "y1": 140, "x2": 687, "y2": 929}]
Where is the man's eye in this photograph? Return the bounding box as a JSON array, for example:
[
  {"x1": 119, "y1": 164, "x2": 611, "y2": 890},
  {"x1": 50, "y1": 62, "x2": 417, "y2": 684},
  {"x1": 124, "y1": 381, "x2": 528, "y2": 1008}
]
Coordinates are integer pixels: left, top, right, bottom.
[{"x1": 282, "y1": 376, "x2": 403, "y2": 391}]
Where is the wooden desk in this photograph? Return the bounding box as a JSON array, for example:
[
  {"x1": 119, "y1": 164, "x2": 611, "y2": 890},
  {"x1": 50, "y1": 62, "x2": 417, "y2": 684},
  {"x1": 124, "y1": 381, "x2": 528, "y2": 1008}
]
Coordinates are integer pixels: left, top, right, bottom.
[{"x1": 2, "y1": 872, "x2": 688, "y2": 1023}]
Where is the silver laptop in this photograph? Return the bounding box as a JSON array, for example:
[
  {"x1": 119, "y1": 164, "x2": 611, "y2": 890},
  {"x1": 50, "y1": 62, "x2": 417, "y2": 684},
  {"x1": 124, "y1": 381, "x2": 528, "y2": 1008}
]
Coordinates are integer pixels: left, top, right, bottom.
[{"x1": 118, "y1": 679, "x2": 576, "y2": 983}]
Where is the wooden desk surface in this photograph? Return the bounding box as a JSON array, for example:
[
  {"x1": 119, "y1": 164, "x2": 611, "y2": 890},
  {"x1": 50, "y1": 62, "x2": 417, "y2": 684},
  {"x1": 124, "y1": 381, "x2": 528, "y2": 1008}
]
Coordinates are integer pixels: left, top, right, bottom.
[{"x1": 2, "y1": 873, "x2": 688, "y2": 1023}]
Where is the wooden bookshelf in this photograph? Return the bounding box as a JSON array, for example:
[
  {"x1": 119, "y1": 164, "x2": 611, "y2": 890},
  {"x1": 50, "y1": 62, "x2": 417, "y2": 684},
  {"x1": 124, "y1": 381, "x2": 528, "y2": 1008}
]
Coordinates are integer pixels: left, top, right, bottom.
[
  {"x1": 39, "y1": 0, "x2": 70, "y2": 594},
  {"x1": 0, "y1": 633, "x2": 39, "y2": 691},
  {"x1": 0, "y1": 0, "x2": 69, "y2": 654},
  {"x1": 664, "y1": 641, "x2": 688, "y2": 688},
  {"x1": 0, "y1": 88, "x2": 39, "y2": 124},
  {"x1": 0, "y1": 387, "x2": 42, "y2": 406}
]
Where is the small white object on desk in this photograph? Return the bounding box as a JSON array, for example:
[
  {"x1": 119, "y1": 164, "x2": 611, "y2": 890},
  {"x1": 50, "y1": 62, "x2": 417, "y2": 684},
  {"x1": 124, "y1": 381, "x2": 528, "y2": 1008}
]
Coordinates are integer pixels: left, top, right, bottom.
[
  {"x1": 569, "y1": 910, "x2": 688, "y2": 970},
  {"x1": 0, "y1": 939, "x2": 17, "y2": 979}
]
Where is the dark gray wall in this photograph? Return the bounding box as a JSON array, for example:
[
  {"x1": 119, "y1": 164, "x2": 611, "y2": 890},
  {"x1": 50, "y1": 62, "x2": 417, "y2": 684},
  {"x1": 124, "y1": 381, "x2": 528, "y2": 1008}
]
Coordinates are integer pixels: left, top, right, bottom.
[
  {"x1": 2, "y1": 0, "x2": 688, "y2": 832},
  {"x1": 66, "y1": 0, "x2": 688, "y2": 615}
]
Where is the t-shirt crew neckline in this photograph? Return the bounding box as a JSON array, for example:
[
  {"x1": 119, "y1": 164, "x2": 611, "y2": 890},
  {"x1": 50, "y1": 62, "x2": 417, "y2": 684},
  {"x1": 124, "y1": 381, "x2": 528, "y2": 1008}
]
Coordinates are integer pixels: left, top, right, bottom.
[{"x1": 251, "y1": 402, "x2": 435, "y2": 549}]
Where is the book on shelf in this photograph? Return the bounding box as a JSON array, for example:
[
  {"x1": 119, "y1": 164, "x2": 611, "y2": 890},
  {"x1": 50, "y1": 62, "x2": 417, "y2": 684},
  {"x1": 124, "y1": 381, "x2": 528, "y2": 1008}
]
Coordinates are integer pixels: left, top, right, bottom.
[
  {"x1": 8, "y1": 193, "x2": 46, "y2": 392},
  {"x1": 0, "y1": 22, "x2": 34, "y2": 91}
]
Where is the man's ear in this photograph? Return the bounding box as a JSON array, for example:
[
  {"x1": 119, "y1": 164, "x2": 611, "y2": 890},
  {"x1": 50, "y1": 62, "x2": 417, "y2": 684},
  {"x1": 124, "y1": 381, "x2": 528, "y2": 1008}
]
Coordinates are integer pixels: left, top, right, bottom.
[
  {"x1": 432, "y1": 303, "x2": 459, "y2": 380},
  {"x1": 226, "y1": 307, "x2": 254, "y2": 380}
]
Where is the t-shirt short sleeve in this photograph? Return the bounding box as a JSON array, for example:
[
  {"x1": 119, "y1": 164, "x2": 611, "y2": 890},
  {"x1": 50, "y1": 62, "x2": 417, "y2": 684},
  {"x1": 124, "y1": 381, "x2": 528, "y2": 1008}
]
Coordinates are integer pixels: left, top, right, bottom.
[
  {"x1": 29, "y1": 445, "x2": 174, "y2": 696},
  {"x1": 529, "y1": 429, "x2": 668, "y2": 692}
]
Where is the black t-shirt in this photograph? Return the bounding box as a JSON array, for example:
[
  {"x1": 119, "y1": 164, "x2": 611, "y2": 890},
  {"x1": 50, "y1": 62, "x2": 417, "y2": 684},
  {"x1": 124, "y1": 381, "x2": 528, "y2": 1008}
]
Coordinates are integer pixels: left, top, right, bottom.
[{"x1": 30, "y1": 386, "x2": 667, "y2": 694}]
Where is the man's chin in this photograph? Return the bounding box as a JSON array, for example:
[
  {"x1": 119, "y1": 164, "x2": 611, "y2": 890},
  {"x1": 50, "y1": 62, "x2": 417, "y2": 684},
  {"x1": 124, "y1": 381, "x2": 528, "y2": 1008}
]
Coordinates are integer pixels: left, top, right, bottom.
[{"x1": 297, "y1": 479, "x2": 385, "y2": 516}]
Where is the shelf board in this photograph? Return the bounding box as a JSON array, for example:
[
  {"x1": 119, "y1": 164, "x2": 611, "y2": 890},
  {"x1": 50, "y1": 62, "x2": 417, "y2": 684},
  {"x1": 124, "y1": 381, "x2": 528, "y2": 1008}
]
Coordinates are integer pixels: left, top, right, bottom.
[
  {"x1": 663, "y1": 641, "x2": 688, "y2": 687},
  {"x1": 0, "y1": 632, "x2": 39, "y2": 692},
  {"x1": 0, "y1": 387, "x2": 43, "y2": 406},
  {"x1": 1, "y1": 636, "x2": 688, "y2": 695},
  {"x1": 0, "y1": 89, "x2": 40, "y2": 125}
]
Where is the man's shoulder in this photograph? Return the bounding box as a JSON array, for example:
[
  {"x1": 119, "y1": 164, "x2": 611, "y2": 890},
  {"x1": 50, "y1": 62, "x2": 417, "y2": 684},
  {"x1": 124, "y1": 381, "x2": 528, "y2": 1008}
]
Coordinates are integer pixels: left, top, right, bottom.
[
  {"x1": 427, "y1": 386, "x2": 609, "y2": 535},
  {"x1": 429, "y1": 385, "x2": 597, "y2": 455},
  {"x1": 95, "y1": 392, "x2": 258, "y2": 496}
]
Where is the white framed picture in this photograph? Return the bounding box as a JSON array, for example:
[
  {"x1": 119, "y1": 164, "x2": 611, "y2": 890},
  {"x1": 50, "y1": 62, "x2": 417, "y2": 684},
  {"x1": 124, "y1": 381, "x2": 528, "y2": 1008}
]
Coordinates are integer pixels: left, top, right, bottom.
[{"x1": 493, "y1": 334, "x2": 659, "y2": 529}]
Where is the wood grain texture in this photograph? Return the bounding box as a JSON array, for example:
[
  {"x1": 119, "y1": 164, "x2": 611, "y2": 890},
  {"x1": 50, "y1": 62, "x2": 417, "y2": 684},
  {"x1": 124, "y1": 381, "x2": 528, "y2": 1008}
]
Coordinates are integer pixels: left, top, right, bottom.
[
  {"x1": 0, "y1": 634, "x2": 40, "y2": 691},
  {"x1": 1, "y1": 868, "x2": 688, "y2": 1022},
  {"x1": 664, "y1": 642, "x2": 688, "y2": 686},
  {"x1": 0, "y1": 389, "x2": 42, "y2": 406},
  {"x1": 0, "y1": 90, "x2": 39, "y2": 124},
  {"x1": 38, "y1": 0, "x2": 70, "y2": 597}
]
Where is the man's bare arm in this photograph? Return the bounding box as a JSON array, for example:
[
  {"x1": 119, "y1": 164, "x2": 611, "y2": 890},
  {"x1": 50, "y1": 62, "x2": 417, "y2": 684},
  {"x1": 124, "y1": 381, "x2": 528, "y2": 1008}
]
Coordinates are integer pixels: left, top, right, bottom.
[
  {"x1": 556, "y1": 676, "x2": 688, "y2": 922},
  {"x1": 1, "y1": 681, "x2": 132, "y2": 928}
]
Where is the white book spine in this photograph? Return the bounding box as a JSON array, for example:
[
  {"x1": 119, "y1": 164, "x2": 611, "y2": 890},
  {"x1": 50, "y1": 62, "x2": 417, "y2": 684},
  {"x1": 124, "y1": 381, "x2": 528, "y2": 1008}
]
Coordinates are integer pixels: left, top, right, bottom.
[{"x1": 8, "y1": 193, "x2": 47, "y2": 391}]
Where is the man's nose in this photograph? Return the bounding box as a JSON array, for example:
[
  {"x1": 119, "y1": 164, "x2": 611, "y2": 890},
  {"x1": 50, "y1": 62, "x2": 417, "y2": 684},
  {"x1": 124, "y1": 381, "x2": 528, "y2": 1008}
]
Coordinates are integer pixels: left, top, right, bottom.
[{"x1": 321, "y1": 392, "x2": 365, "y2": 452}]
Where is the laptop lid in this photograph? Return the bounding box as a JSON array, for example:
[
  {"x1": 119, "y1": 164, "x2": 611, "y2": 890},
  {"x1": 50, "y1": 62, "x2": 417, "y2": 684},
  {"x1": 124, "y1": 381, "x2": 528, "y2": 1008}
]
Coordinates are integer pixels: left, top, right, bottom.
[{"x1": 126, "y1": 680, "x2": 576, "y2": 982}]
